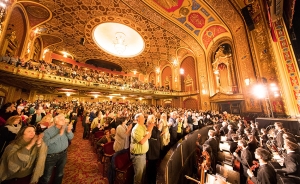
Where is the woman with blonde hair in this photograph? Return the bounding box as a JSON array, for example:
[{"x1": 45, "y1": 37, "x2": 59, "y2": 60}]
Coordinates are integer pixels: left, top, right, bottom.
[
  {"x1": 36, "y1": 114, "x2": 53, "y2": 134},
  {"x1": 0, "y1": 125, "x2": 47, "y2": 183},
  {"x1": 159, "y1": 113, "x2": 170, "y2": 148},
  {"x1": 0, "y1": 115, "x2": 22, "y2": 157}
]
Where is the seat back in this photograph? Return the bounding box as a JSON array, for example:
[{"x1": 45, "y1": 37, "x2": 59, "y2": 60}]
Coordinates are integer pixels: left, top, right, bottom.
[
  {"x1": 115, "y1": 150, "x2": 131, "y2": 170},
  {"x1": 94, "y1": 131, "x2": 104, "y2": 138},
  {"x1": 103, "y1": 141, "x2": 115, "y2": 155}
]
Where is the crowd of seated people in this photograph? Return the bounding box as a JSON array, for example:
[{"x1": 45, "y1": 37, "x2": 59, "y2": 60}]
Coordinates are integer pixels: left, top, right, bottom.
[{"x1": 0, "y1": 56, "x2": 181, "y2": 92}]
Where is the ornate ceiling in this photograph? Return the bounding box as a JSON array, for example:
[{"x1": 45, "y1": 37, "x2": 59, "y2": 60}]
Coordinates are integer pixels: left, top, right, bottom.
[{"x1": 18, "y1": 0, "x2": 250, "y2": 74}]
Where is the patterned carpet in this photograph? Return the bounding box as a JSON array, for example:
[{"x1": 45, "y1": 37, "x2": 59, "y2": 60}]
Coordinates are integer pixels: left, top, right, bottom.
[{"x1": 62, "y1": 121, "x2": 108, "y2": 184}]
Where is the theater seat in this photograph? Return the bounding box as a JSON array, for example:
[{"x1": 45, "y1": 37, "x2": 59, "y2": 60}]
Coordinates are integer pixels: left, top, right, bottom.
[
  {"x1": 91, "y1": 131, "x2": 104, "y2": 146},
  {"x1": 102, "y1": 141, "x2": 115, "y2": 177},
  {"x1": 114, "y1": 150, "x2": 134, "y2": 184}
]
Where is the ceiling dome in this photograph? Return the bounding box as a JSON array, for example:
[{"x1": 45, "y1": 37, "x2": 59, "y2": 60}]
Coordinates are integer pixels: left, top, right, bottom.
[{"x1": 93, "y1": 22, "x2": 145, "y2": 58}]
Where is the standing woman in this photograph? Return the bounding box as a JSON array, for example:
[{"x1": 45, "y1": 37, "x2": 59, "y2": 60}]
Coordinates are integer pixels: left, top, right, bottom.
[
  {"x1": 82, "y1": 111, "x2": 90, "y2": 139},
  {"x1": 113, "y1": 117, "x2": 133, "y2": 152},
  {"x1": 0, "y1": 125, "x2": 47, "y2": 183},
  {"x1": 159, "y1": 113, "x2": 170, "y2": 148},
  {"x1": 146, "y1": 115, "x2": 161, "y2": 184},
  {"x1": 0, "y1": 116, "x2": 22, "y2": 157}
]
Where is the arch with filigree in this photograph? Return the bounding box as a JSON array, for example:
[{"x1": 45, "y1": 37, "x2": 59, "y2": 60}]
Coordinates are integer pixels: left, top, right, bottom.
[{"x1": 207, "y1": 37, "x2": 239, "y2": 95}]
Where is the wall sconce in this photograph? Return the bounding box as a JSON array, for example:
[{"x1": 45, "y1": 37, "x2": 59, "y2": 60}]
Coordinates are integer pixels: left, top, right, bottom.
[
  {"x1": 213, "y1": 70, "x2": 219, "y2": 75},
  {"x1": 155, "y1": 67, "x2": 160, "y2": 74},
  {"x1": 133, "y1": 70, "x2": 137, "y2": 75},
  {"x1": 172, "y1": 59, "x2": 178, "y2": 66},
  {"x1": 180, "y1": 68, "x2": 184, "y2": 75},
  {"x1": 244, "y1": 78, "x2": 250, "y2": 86},
  {"x1": 202, "y1": 89, "x2": 207, "y2": 94}
]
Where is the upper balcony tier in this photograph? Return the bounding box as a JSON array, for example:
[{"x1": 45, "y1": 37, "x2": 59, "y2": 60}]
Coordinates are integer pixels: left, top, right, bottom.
[{"x1": 0, "y1": 62, "x2": 199, "y2": 98}]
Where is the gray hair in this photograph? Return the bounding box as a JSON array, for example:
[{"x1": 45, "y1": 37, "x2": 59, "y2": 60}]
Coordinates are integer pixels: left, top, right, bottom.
[
  {"x1": 134, "y1": 113, "x2": 143, "y2": 120},
  {"x1": 54, "y1": 113, "x2": 65, "y2": 124}
]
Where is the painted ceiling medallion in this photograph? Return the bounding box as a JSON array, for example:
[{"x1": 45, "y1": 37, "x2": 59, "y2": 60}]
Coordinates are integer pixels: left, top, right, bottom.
[
  {"x1": 26, "y1": 5, "x2": 50, "y2": 19},
  {"x1": 93, "y1": 22, "x2": 145, "y2": 58}
]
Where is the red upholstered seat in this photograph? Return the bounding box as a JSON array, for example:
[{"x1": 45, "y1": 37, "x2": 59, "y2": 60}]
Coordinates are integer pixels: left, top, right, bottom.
[
  {"x1": 94, "y1": 131, "x2": 104, "y2": 138},
  {"x1": 103, "y1": 141, "x2": 115, "y2": 156},
  {"x1": 102, "y1": 141, "x2": 115, "y2": 177},
  {"x1": 114, "y1": 150, "x2": 134, "y2": 184}
]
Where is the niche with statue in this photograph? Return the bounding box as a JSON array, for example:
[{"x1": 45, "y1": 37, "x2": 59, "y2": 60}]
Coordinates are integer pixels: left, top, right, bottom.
[{"x1": 212, "y1": 44, "x2": 238, "y2": 94}]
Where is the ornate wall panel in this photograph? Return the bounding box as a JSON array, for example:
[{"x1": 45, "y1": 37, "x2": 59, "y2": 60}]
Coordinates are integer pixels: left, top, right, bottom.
[
  {"x1": 180, "y1": 56, "x2": 197, "y2": 91},
  {"x1": 183, "y1": 97, "x2": 198, "y2": 110},
  {"x1": 6, "y1": 7, "x2": 27, "y2": 56},
  {"x1": 161, "y1": 66, "x2": 172, "y2": 89}
]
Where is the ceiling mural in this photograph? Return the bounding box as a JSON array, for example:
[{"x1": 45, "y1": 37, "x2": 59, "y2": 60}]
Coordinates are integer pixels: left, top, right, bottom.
[
  {"x1": 16, "y1": 0, "x2": 253, "y2": 74},
  {"x1": 40, "y1": 35, "x2": 62, "y2": 48},
  {"x1": 153, "y1": 0, "x2": 184, "y2": 12},
  {"x1": 34, "y1": 0, "x2": 197, "y2": 74},
  {"x1": 143, "y1": 0, "x2": 225, "y2": 47},
  {"x1": 202, "y1": 25, "x2": 228, "y2": 49},
  {"x1": 20, "y1": 2, "x2": 51, "y2": 28}
]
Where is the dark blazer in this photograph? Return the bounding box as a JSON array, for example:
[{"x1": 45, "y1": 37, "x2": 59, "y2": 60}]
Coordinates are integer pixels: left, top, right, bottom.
[
  {"x1": 278, "y1": 152, "x2": 300, "y2": 177},
  {"x1": 236, "y1": 127, "x2": 244, "y2": 137},
  {"x1": 220, "y1": 125, "x2": 228, "y2": 136},
  {"x1": 251, "y1": 128, "x2": 260, "y2": 140},
  {"x1": 29, "y1": 113, "x2": 45, "y2": 126},
  {"x1": 229, "y1": 141, "x2": 238, "y2": 153},
  {"x1": 147, "y1": 126, "x2": 161, "y2": 160},
  {"x1": 226, "y1": 129, "x2": 234, "y2": 141},
  {"x1": 275, "y1": 130, "x2": 284, "y2": 149},
  {"x1": 0, "y1": 126, "x2": 18, "y2": 157},
  {"x1": 204, "y1": 137, "x2": 219, "y2": 157},
  {"x1": 250, "y1": 164, "x2": 277, "y2": 184},
  {"x1": 235, "y1": 148, "x2": 252, "y2": 177}
]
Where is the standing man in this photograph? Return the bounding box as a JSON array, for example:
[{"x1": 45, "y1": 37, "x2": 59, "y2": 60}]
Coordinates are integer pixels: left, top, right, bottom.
[
  {"x1": 247, "y1": 148, "x2": 277, "y2": 184},
  {"x1": 274, "y1": 122, "x2": 284, "y2": 150},
  {"x1": 130, "y1": 113, "x2": 154, "y2": 184},
  {"x1": 275, "y1": 140, "x2": 300, "y2": 177},
  {"x1": 39, "y1": 113, "x2": 74, "y2": 184},
  {"x1": 233, "y1": 140, "x2": 253, "y2": 184},
  {"x1": 204, "y1": 130, "x2": 219, "y2": 174},
  {"x1": 168, "y1": 111, "x2": 178, "y2": 146}
]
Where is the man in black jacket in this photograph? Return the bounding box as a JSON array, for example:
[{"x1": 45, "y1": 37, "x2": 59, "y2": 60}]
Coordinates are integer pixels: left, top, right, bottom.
[
  {"x1": 276, "y1": 140, "x2": 300, "y2": 177},
  {"x1": 247, "y1": 148, "x2": 277, "y2": 184},
  {"x1": 204, "y1": 130, "x2": 219, "y2": 174},
  {"x1": 274, "y1": 122, "x2": 284, "y2": 150},
  {"x1": 233, "y1": 140, "x2": 253, "y2": 184}
]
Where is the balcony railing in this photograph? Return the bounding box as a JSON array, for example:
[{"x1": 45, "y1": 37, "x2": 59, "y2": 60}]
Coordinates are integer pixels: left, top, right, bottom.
[{"x1": 0, "y1": 62, "x2": 199, "y2": 97}]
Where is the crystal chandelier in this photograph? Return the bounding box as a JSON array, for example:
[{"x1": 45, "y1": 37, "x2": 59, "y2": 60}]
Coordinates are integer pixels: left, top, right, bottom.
[{"x1": 114, "y1": 32, "x2": 127, "y2": 54}]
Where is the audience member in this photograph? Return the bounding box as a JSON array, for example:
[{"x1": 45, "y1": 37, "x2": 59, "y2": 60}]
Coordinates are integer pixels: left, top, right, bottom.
[
  {"x1": 0, "y1": 125, "x2": 47, "y2": 183},
  {"x1": 0, "y1": 115, "x2": 22, "y2": 157},
  {"x1": 39, "y1": 114, "x2": 74, "y2": 184}
]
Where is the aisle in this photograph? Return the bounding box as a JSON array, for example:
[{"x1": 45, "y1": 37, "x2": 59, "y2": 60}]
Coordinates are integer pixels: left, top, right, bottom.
[{"x1": 62, "y1": 120, "x2": 108, "y2": 184}]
